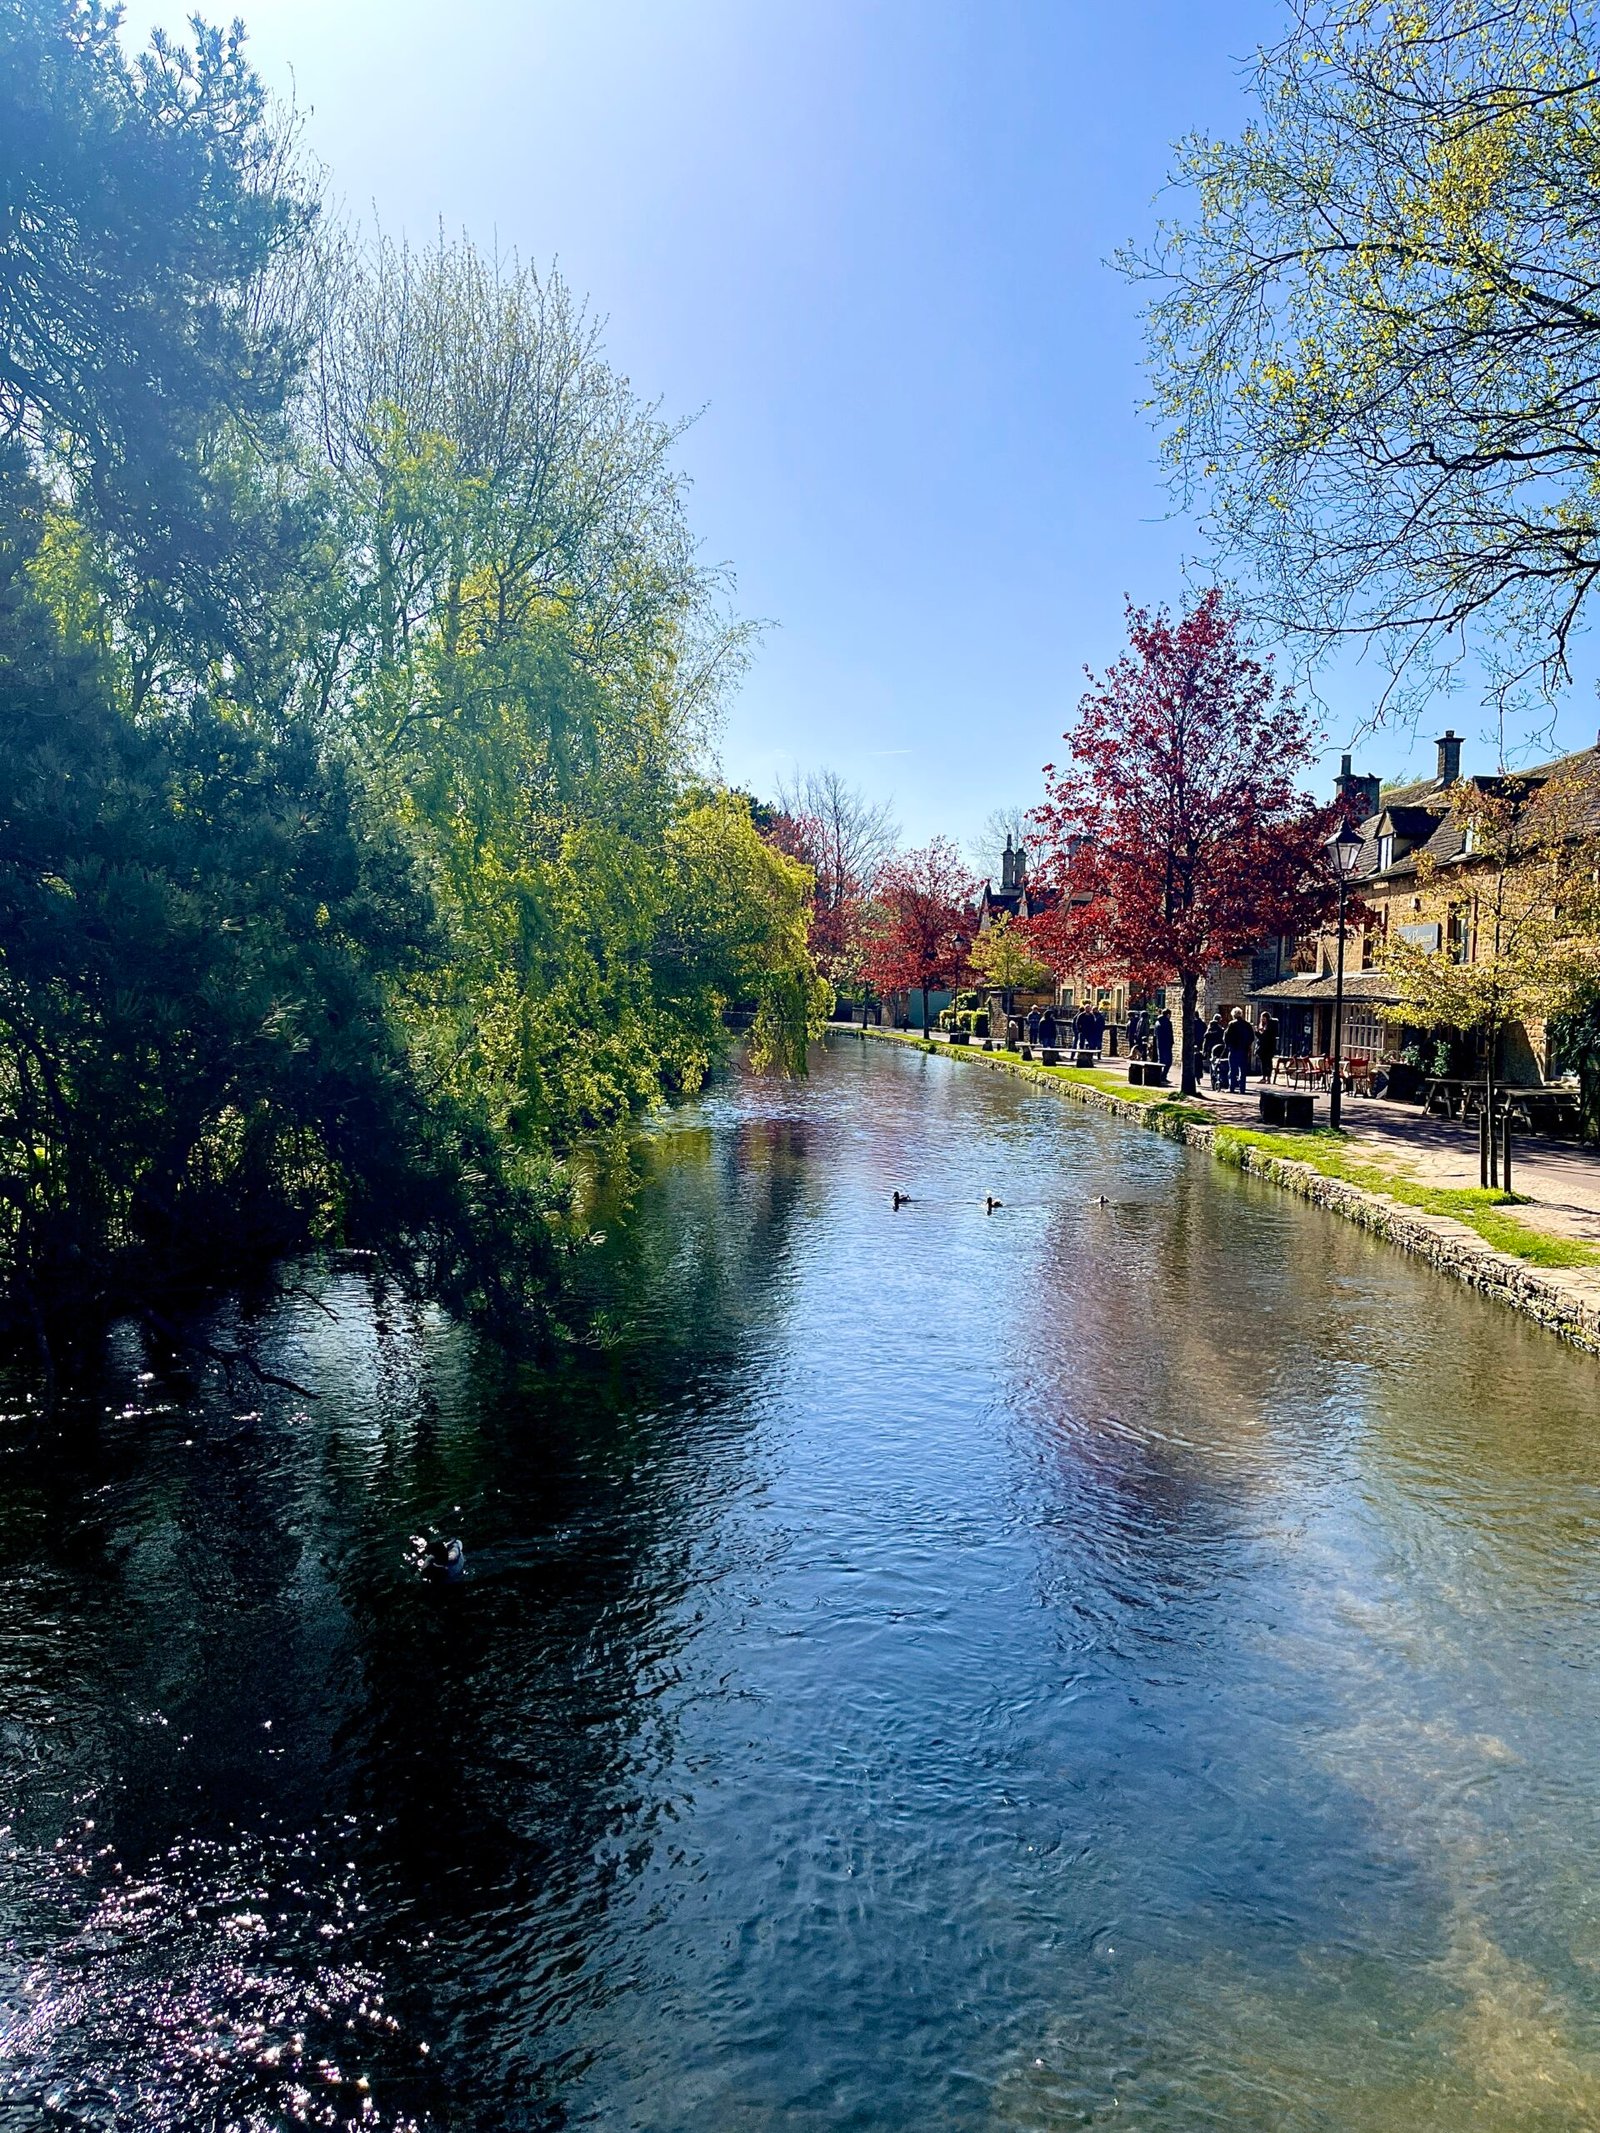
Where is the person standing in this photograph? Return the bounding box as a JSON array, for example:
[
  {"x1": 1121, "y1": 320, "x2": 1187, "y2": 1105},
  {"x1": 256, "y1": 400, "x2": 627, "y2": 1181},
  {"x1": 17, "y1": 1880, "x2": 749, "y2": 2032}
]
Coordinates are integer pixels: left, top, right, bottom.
[
  {"x1": 1154, "y1": 1007, "x2": 1174, "y2": 1075},
  {"x1": 1255, "y1": 1010, "x2": 1278, "y2": 1084},
  {"x1": 1026, "y1": 1006, "x2": 1041, "y2": 1045},
  {"x1": 1224, "y1": 1007, "x2": 1253, "y2": 1093}
]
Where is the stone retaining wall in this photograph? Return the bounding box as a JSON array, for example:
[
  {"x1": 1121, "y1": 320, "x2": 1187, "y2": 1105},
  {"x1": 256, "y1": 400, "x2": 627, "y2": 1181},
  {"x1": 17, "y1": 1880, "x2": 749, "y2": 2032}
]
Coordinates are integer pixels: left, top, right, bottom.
[{"x1": 854, "y1": 1028, "x2": 1600, "y2": 1358}]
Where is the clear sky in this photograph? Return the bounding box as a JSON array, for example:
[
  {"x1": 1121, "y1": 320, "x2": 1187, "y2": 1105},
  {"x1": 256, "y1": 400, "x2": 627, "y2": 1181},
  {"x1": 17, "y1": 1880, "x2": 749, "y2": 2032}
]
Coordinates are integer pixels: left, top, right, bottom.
[{"x1": 125, "y1": 0, "x2": 1600, "y2": 854}]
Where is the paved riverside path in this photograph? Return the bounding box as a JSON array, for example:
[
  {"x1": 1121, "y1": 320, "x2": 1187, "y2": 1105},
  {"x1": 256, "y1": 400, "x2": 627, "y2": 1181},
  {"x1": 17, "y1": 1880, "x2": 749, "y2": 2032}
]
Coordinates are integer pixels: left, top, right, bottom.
[{"x1": 1088, "y1": 1053, "x2": 1600, "y2": 1246}]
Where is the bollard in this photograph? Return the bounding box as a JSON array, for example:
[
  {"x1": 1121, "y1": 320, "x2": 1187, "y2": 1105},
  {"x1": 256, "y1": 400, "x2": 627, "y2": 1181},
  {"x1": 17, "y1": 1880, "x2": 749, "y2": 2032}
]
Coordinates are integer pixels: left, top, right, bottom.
[
  {"x1": 1502, "y1": 1111, "x2": 1513, "y2": 1197},
  {"x1": 1479, "y1": 1108, "x2": 1489, "y2": 1190}
]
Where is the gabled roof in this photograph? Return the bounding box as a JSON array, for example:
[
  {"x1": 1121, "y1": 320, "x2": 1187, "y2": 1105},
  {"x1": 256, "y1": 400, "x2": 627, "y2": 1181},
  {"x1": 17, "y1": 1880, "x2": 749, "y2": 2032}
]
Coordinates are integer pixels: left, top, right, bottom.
[{"x1": 1354, "y1": 745, "x2": 1600, "y2": 884}]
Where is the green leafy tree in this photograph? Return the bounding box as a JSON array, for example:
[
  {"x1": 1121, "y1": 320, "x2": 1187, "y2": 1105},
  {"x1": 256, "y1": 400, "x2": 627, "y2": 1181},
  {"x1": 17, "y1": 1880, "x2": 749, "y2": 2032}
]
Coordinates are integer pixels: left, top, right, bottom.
[
  {"x1": 1382, "y1": 768, "x2": 1600, "y2": 1171},
  {"x1": 1130, "y1": 0, "x2": 1600, "y2": 713},
  {"x1": 0, "y1": 0, "x2": 314, "y2": 620},
  {"x1": 968, "y1": 913, "x2": 1051, "y2": 1019},
  {"x1": 0, "y1": 445, "x2": 562, "y2": 1352},
  {"x1": 0, "y1": 10, "x2": 825, "y2": 1355}
]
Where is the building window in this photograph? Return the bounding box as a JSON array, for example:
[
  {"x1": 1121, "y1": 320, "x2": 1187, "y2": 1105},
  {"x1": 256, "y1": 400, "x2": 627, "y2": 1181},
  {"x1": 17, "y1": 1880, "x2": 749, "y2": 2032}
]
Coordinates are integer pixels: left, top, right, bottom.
[{"x1": 1376, "y1": 833, "x2": 1394, "y2": 872}]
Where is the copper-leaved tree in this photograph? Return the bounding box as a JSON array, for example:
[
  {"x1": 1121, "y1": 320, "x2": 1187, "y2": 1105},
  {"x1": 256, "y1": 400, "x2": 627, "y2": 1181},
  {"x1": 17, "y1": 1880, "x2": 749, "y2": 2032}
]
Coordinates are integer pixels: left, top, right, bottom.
[
  {"x1": 864, "y1": 840, "x2": 976, "y2": 1039},
  {"x1": 1029, "y1": 592, "x2": 1335, "y2": 1095}
]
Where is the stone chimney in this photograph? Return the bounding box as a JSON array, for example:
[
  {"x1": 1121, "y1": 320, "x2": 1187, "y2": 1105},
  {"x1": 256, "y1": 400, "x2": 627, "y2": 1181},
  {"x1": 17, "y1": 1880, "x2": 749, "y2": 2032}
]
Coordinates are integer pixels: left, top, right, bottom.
[
  {"x1": 1001, "y1": 834, "x2": 1015, "y2": 892},
  {"x1": 1436, "y1": 730, "x2": 1463, "y2": 786},
  {"x1": 1334, "y1": 752, "x2": 1381, "y2": 820},
  {"x1": 1014, "y1": 839, "x2": 1026, "y2": 890}
]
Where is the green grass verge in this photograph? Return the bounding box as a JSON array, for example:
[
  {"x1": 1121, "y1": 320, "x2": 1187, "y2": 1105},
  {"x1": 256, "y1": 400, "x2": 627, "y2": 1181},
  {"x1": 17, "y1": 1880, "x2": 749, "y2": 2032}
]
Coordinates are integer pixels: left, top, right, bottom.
[{"x1": 1212, "y1": 1124, "x2": 1600, "y2": 1269}]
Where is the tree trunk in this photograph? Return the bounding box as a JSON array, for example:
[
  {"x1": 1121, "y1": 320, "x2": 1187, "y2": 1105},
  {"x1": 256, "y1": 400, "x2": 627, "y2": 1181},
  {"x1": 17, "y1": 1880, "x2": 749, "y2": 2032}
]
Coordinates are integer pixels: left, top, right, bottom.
[
  {"x1": 1484, "y1": 1021, "x2": 1498, "y2": 1189},
  {"x1": 1180, "y1": 971, "x2": 1200, "y2": 1094}
]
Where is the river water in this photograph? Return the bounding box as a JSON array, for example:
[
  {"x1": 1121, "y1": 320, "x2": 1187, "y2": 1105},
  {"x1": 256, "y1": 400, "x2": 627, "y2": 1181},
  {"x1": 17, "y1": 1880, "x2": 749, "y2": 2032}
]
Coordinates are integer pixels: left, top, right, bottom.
[{"x1": 2, "y1": 1035, "x2": 1600, "y2": 2131}]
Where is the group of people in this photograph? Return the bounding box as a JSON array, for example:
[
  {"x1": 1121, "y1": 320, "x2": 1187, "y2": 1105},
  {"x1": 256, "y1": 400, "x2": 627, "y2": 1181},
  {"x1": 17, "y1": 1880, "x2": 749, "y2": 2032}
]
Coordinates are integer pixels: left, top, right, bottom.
[
  {"x1": 1126, "y1": 1005, "x2": 1175, "y2": 1072},
  {"x1": 1028, "y1": 1002, "x2": 1288, "y2": 1100},
  {"x1": 1197, "y1": 1006, "x2": 1278, "y2": 1092},
  {"x1": 1019, "y1": 1003, "x2": 1125, "y2": 1057},
  {"x1": 1008, "y1": 997, "x2": 1280, "y2": 1094}
]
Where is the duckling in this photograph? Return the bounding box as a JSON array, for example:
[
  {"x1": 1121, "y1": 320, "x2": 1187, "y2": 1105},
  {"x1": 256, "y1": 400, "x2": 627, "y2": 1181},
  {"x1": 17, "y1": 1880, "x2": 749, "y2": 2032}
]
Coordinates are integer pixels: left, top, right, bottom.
[
  {"x1": 1095, "y1": 1193, "x2": 1108, "y2": 1205},
  {"x1": 423, "y1": 1535, "x2": 465, "y2": 1582},
  {"x1": 892, "y1": 1190, "x2": 911, "y2": 1209},
  {"x1": 985, "y1": 1195, "x2": 1003, "y2": 1214}
]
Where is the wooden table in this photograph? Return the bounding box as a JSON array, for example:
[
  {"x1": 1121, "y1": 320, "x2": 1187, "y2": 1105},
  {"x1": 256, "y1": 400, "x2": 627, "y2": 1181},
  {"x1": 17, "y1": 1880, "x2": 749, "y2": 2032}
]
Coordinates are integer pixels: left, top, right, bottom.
[{"x1": 1423, "y1": 1078, "x2": 1581, "y2": 1131}]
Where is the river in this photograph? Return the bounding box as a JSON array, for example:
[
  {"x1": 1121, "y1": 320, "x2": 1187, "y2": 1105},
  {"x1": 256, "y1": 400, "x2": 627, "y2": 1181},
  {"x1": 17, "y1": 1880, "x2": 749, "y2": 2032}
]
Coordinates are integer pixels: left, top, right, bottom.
[{"x1": 2, "y1": 1034, "x2": 1599, "y2": 2131}]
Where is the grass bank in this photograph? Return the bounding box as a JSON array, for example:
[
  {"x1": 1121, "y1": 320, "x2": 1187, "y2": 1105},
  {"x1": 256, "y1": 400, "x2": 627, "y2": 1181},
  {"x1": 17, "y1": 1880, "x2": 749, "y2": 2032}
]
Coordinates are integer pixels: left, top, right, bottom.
[{"x1": 1207, "y1": 1125, "x2": 1600, "y2": 1271}]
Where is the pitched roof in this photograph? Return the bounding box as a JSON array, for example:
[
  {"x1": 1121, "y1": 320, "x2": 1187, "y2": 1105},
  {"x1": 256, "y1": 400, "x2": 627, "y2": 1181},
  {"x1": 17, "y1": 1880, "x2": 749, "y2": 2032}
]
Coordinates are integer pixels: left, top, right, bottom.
[{"x1": 1355, "y1": 745, "x2": 1600, "y2": 882}]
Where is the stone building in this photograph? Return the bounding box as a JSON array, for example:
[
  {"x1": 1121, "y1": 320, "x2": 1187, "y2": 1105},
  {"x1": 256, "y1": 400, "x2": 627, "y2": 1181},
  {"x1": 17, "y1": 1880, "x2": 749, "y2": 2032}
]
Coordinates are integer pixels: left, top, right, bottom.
[{"x1": 1249, "y1": 731, "x2": 1600, "y2": 1078}]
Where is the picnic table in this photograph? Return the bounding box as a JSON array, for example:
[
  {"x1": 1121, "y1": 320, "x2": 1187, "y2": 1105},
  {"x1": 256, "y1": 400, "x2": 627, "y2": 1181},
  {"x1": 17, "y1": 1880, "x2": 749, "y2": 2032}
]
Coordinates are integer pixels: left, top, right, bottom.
[{"x1": 1422, "y1": 1077, "x2": 1582, "y2": 1132}]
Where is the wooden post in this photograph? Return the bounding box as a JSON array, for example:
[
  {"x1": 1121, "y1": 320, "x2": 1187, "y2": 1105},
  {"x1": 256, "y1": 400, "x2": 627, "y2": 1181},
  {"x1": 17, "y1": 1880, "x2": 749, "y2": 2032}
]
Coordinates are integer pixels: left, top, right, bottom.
[
  {"x1": 1502, "y1": 1111, "x2": 1513, "y2": 1198},
  {"x1": 1479, "y1": 1108, "x2": 1490, "y2": 1190}
]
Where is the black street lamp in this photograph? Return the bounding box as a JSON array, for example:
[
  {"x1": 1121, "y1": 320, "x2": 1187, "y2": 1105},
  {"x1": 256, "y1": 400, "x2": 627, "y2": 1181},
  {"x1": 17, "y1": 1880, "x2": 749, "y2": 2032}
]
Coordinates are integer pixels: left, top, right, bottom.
[{"x1": 1326, "y1": 820, "x2": 1364, "y2": 1130}]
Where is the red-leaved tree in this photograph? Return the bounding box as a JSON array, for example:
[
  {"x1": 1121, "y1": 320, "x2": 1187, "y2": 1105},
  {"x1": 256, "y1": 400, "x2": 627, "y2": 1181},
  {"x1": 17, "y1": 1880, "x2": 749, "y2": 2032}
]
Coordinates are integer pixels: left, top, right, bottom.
[
  {"x1": 1028, "y1": 592, "x2": 1336, "y2": 1094},
  {"x1": 864, "y1": 839, "x2": 976, "y2": 1038}
]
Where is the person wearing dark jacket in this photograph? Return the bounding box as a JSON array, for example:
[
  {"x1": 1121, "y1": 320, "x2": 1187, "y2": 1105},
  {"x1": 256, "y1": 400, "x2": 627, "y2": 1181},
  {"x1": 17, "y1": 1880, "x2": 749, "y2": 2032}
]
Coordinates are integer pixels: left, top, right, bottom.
[
  {"x1": 1026, "y1": 1007, "x2": 1041, "y2": 1045},
  {"x1": 1223, "y1": 1007, "x2": 1254, "y2": 1093},
  {"x1": 1154, "y1": 1008, "x2": 1174, "y2": 1073}
]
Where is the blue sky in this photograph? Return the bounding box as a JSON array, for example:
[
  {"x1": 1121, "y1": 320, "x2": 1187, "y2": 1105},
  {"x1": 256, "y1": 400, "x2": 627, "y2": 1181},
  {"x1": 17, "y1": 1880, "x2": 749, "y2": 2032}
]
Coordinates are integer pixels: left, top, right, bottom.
[{"x1": 128, "y1": 0, "x2": 1600, "y2": 853}]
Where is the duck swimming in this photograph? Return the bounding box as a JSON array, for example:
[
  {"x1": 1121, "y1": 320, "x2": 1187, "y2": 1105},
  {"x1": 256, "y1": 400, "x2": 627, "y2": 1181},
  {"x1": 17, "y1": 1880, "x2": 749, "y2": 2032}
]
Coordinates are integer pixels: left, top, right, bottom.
[
  {"x1": 892, "y1": 1190, "x2": 911, "y2": 1209},
  {"x1": 985, "y1": 1195, "x2": 1003, "y2": 1214},
  {"x1": 423, "y1": 1535, "x2": 465, "y2": 1581}
]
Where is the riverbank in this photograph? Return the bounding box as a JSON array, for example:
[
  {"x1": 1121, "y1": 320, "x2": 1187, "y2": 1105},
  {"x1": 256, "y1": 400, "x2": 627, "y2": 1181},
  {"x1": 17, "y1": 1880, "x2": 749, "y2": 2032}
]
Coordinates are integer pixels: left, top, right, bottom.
[{"x1": 852, "y1": 1027, "x2": 1600, "y2": 1357}]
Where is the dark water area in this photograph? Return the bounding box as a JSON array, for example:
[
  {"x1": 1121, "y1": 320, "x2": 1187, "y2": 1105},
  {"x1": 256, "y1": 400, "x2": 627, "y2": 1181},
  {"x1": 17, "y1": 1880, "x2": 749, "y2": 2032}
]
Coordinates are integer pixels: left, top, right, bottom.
[{"x1": 3, "y1": 1035, "x2": 1600, "y2": 2131}]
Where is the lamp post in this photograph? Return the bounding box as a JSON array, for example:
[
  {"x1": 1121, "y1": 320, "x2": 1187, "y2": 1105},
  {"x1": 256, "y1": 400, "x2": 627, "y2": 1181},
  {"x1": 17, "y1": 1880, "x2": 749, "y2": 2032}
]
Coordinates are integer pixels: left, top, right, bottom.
[{"x1": 1326, "y1": 821, "x2": 1364, "y2": 1131}]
